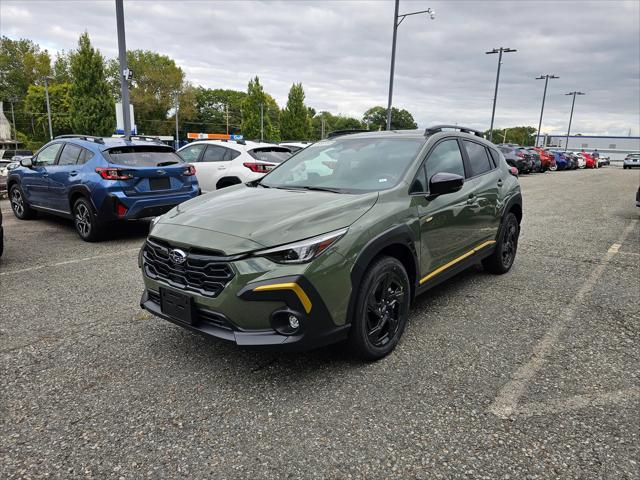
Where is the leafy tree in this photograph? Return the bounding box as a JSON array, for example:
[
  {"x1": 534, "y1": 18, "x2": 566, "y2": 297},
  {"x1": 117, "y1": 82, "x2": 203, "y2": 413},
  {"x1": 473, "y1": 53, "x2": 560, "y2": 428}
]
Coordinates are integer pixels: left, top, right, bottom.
[
  {"x1": 487, "y1": 126, "x2": 537, "y2": 146},
  {"x1": 53, "y1": 51, "x2": 72, "y2": 84},
  {"x1": 310, "y1": 111, "x2": 364, "y2": 140},
  {"x1": 363, "y1": 106, "x2": 417, "y2": 131},
  {"x1": 23, "y1": 83, "x2": 72, "y2": 139},
  {"x1": 280, "y1": 83, "x2": 311, "y2": 140},
  {"x1": 69, "y1": 32, "x2": 115, "y2": 135},
  {"x1": 241, "y1": 76, "x2": 279, "y2": 142},
  {"x1": 0, "y1": 36, "x2": 51, "y2": 100},
  {"x1": 191, "y1": 87, "x2": 246, "y2": 134}
]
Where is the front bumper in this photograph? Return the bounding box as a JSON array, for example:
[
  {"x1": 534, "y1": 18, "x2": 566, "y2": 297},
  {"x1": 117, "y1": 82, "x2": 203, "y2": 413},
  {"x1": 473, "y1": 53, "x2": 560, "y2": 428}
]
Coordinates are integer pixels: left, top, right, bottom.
[{"x1": 140, "y1": 277, "x2": 350, "y2": 351}]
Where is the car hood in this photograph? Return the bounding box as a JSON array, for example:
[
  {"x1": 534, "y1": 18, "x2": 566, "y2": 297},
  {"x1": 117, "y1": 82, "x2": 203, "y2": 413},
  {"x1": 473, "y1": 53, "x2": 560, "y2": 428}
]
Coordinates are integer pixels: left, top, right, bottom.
[{"x1": 155, "y1": 184, "x2": 379, "y2": 253}]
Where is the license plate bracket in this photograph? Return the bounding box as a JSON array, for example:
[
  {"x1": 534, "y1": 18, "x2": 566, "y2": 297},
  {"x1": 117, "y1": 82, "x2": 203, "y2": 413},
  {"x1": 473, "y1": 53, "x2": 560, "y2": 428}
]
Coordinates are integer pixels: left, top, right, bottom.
[
  {"x1": 150, "y1": 177, "x2": 171, "y2": 190},
  {"x1": 160, "y1": 288, "x2": 193, "y2": 325}
]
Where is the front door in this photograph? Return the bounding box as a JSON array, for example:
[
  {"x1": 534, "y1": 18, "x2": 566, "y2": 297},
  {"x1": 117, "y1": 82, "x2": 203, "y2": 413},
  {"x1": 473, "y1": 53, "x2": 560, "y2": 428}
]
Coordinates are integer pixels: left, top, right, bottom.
[
  {"x1": 21, "y1": 142, "x2": 63, "y2": 206},
  {"x1": 47, "y1": 143, "x2": 85, "y2": 212},
  {"x1": 414, "y1": 138, "x2": 480, "y2": 281}
]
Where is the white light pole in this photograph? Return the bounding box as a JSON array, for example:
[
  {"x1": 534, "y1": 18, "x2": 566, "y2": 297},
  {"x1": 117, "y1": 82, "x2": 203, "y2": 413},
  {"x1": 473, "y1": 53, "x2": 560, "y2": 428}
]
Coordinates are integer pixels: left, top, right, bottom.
[
  {"x1": 43, "y1": 76, "x2": 53, "y2": 140},
  {"x1": 535, "y1": 74, "x2": 559, "y2": 147},
  {"x1": 486, "y1": 47, "x2": 516, "y2": 142},
  {"x1": 564, "y1": 91, "x2": 585, "y2": 151},
  {"x1": 386, "y1": 0, "x2": 435, "y2": 130}
]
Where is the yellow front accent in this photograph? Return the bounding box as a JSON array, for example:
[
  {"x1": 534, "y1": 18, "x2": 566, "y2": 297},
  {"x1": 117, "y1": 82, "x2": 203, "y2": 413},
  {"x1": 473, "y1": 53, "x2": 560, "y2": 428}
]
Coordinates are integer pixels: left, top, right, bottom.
[
  {"x1": 253, "y1": 283, "x2": 313, "y2": 314},
  {"x1": 419, "y1": 240, "x2": 496, "y2": 285}
]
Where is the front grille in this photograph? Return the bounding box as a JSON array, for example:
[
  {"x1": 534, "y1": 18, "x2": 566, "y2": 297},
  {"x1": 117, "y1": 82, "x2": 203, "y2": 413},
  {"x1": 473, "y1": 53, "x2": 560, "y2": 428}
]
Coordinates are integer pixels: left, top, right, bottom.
[
  {"x1": 147, "y1": 290, "x2": 233, "y2": 330},
  {"x1": 143, "y1": 239, "x2": 235, "y2": 297}
]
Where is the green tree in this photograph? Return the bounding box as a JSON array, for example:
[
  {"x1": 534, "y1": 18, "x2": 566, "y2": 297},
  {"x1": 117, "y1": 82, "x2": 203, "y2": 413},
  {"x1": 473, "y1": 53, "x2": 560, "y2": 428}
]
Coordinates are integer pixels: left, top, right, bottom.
[
  {"x1": 192, "y1": 87, "x2": 246, "y2": 134},
  {"x1": 69, "y1": 32, "x2": 114, "y2": 135},
  {"x1": 310, "y1": 111, "x2": 364, "y2": 140},
  {"x1": 0, "y1": 36, "x2": 51, "y2": 100},
  {"x1": 23, "y1": 83, "x2": 72, "y2": 139},
  {"x1": 363, "y1": 106, "x2": 417, "y2": 130},
  {"x1": 241, "y1": 76, "x2": 279, "y2": 141},
  {"x1": 280, "y1": 83, "x2": 311, "y2": 140},
  {"x1": 53, "y1": 51, "x2": 72, "y2": 83},
  {"x1": 487, "y1": 126, "x2": 537, "y2": 146}
]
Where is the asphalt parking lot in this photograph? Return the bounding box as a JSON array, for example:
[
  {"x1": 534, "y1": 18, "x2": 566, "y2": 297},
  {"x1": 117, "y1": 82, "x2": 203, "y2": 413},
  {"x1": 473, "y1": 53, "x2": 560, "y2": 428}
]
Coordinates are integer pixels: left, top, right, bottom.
[{"x1": 1, "y1": 166, "x2": 638, "y2": 479}]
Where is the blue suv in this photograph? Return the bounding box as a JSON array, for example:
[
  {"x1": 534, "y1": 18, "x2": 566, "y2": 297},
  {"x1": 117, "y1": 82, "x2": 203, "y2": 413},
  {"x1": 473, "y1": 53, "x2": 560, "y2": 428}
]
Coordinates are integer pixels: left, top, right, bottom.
[{"x1": 7, "y1": 135, "x2": 199, "y2": 241}]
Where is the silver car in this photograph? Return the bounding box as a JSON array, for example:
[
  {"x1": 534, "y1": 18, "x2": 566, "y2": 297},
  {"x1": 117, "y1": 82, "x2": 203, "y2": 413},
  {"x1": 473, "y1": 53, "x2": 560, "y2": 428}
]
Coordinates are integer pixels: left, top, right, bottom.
[{"x1": 623, "y1": 153, "x2": 640, "y2": 169}]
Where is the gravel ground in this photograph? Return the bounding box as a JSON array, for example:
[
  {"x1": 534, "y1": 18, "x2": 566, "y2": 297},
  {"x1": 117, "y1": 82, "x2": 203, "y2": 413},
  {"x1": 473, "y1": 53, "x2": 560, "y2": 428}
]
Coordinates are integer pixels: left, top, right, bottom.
[{"x1": 1, "y1": 166, "x2": 639, "y2": 479}]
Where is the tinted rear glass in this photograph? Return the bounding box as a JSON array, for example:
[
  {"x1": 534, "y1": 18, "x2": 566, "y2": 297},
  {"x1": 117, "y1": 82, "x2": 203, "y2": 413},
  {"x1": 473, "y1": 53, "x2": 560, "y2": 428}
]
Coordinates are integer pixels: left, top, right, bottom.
[
  {"x1": 248, "y1": 147, "x2": 292, "y2": 163},
  {"x1": 106, "y1": 146, "x2": 184, "y2": 167}
]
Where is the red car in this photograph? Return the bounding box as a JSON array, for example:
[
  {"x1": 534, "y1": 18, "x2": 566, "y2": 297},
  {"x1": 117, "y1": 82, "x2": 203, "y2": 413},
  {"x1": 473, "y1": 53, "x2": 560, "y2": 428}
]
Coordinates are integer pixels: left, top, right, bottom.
[
  {"x1": 533, "y1": 147, "x2": 556, "y2": 171},
  {"x1": 580, "y1": 152, "x2": 597, "y2": 168}
]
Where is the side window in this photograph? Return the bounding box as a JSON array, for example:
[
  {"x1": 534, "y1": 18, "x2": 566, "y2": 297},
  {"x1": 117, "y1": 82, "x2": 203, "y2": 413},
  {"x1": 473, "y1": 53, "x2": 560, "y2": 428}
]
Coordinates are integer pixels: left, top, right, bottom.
[
  {"x1": 228, "y1": 149, "x2": 241, "y2": 160},
  {"x1": 177, "y1": 144, "x2": 206, "y2": 162},
  {"x1": 425, "y1": 139, "x2": 465, "y2": 180},
  {"x1": 58, "y1": 144, "x2": 83, "y2": 166},
  {"x1": 77, "y1": 148, "x2": 93, "y2": 165},
  {"x1": 488, "y1": 148, "x2": 501, "y2": 167},
  {"x1": 411, "y1": 164, "x2": 428, "y2": 193},
  {"x1": 463, "y1": 141, "x2": 493, "y2": 177},
  {"x1": 34, "y1": 143, "x2": 63, "y2": 166},
  {"x1": 201, "y1": 145, "x2": 230, "y2": 162}
]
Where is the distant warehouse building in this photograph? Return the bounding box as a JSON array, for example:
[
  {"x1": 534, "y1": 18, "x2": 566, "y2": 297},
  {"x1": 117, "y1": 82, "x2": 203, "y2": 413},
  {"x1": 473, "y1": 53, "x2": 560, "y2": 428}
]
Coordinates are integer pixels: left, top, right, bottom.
[{"x1": 536, "y1": 134, "x2": 640, "y2": 161}]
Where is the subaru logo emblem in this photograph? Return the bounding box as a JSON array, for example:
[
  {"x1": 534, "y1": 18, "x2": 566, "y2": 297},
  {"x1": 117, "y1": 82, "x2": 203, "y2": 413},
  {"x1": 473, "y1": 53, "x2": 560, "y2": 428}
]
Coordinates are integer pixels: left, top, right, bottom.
[
  {"x1": 169, "y1": 248, "x2": 187, "y2": 265},
  {"x1": 156, "y1": 169, "x2": 166, "y2": 175}
]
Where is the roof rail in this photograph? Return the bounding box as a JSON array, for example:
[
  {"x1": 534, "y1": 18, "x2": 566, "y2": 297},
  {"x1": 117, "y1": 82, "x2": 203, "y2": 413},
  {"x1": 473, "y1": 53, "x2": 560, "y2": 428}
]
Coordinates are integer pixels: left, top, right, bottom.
[
  {"x1": 54, "y1": 134, "x2": 105, "y2": 144},
  {"x1": 129, "y1": 135, "x2": 163, "y2": 143},
  {"x1": 326, "y1": 129, "x2": 368, "y2": 139},
  {"x1": 424, "y1": 125, "x2": 484, "y2": 138}
]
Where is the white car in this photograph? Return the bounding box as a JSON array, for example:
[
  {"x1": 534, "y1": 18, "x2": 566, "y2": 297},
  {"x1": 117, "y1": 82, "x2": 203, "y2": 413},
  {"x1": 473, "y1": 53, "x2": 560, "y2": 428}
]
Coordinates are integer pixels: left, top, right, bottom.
[
  {"x1": 280, "y1": 141, "x2": 312, "y2": 153},
  {"x1": 176, "y1": 140, "x2": 291, "y2": 192},
  {"x1": 572, "y1": 152, "x2": 586, "y2": 168}
]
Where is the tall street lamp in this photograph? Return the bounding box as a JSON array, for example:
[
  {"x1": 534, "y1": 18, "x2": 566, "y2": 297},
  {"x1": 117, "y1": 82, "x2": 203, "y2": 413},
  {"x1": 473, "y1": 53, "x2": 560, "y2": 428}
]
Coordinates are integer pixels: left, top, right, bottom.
[
  {"x1": 386, "y1": 0, "x2": 435, "y2": 131},
  {"x1": 115, "y1": 0, "x2": 132, "y2": 137},
  {"x1": 174, "y1": 91, "x2": 180, "y2": 150},
  {"x1": 564, "y1": 91, "x2": 585, "y2": 151},
  {"x1": 535, "y1": 74, "x2": 559, "y2": 147},
  {"x1": 43, "y1": 76, "x2": 53, "y2": 140},
  {"x1": 485, "y1": 47, "x2": 516, "y2": 142},
  {"x1": 9, "y1": 96, "x2": 18, "y2": 149}
]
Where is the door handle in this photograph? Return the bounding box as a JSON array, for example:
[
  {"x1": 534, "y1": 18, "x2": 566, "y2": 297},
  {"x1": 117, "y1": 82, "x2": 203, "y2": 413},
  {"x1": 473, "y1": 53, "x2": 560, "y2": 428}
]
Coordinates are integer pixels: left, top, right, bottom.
[
  {"x1": 497, "y1": 179, "x2": 503, "y2": 187},
  {"x1": 69, "y1": 171, "x2": 78, "y2": 177}
]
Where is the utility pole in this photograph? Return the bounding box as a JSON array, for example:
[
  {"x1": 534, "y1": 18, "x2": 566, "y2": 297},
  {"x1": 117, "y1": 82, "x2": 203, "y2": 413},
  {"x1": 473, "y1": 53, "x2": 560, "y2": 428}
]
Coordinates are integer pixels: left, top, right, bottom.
[
  {"x1": 535, "y1": 74, "x2": 559, "y2": 147},
  {"x1": 321, "y1": 117, "x2": 325, "y2": 139},
  {"x1": 564, "y1": 91, "x2": 585, "y2": 151},
  {"x1": 502, "y1": 128, "x2": 508, "y2": 144},
  {"x1": 386, "y1": 0, "x2": 435, "y2": 130},
  {"x1": 260, "y1": 103, "x2": 264, "y2": 141},
  {"x1": 115, "y1": 0, "x2": 132, "y2": 138},
  {"x1": 225, "y1": 103, "x2": 229, "y2": 134},
  {"x1": 9, "y1": 97, "x2": 17, "y2": 149},
  {"x1": 486, "y1": 47, "x2": 516, "y2": 142},
  {"x1": 43, "y1": 77, "x2": 53, "y2": 140},
  {"x1": 174, "y1": 92, "x2": 179, "y2": 150}
]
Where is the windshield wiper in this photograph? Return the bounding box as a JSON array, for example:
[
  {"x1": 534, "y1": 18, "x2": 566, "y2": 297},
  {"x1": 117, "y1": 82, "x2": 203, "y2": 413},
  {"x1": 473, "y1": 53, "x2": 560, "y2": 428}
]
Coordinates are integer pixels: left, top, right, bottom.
[{"x1": 285, "y1": 186, "x2": 343, "y2": 193}]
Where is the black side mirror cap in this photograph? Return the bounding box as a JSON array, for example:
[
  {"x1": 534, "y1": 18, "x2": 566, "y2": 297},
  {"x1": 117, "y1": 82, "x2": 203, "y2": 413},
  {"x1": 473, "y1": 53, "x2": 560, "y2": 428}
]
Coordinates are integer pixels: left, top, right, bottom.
[{"x1": 428, "y1": 172, "x2": 464, "y2": 198}]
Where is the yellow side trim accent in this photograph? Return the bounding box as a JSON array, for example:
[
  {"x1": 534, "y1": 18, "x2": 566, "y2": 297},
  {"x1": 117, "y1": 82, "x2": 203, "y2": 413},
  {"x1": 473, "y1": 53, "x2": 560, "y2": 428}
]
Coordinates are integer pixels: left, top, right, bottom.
[
  {"x1": 419, "y1": 240, "x2": 496, "y2": 285},
  {"x1": 253, "y1": 283, "x2": 313, "y2": 314}
]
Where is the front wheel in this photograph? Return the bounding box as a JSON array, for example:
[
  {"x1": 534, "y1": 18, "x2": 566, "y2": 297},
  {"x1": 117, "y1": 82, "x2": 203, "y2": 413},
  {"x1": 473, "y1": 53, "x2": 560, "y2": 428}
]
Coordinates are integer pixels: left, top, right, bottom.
[
  {"x1": 9, "y1": 185, "x2": 37, "y2": 220},
  {"x1": 348, "y1": 256, "x2": 410, "y2": 361},
  {"x1": 482, "y1": 212, "x2": 519, "y2": 274},
  {"x1": 73, "y1": 198, "x2": 103, "y2": 242}
]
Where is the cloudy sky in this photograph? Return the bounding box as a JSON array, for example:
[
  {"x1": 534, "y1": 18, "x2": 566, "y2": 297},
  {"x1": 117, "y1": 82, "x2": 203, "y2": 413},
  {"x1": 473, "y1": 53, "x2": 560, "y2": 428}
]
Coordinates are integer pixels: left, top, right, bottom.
[{"x1": 2, "y1": 0, "x2": 639, "y2": 135}]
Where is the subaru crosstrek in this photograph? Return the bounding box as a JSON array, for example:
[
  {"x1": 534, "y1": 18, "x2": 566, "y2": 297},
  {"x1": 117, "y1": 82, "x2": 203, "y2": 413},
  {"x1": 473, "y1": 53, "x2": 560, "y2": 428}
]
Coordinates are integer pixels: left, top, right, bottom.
[
  {"x1": 139, "y1": 126, "x2": 522, "y2": 360},
  {"x1": 7, "y1": 135, "x2": 199, "y2": 241}
]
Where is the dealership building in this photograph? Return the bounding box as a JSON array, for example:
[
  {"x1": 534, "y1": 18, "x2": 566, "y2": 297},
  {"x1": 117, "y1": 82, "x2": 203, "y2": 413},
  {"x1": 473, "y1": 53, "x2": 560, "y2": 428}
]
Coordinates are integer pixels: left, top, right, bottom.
[{"x1": 536, "y1": 134, "x2": 640, "y2": 160}]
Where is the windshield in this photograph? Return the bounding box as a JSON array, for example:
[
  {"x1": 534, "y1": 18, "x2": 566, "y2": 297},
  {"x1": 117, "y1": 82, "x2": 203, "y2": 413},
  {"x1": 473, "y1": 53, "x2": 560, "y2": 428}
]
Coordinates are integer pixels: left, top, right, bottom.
[
  {"x1": 248, "y1": 147, "x2": 292, "y2": 164},
  {"x1": 105, "y1": 146, "x2": 184, "y2": 167},
  {"x1": 259, "y1": 137, "x2": 424, "y2": 193}
]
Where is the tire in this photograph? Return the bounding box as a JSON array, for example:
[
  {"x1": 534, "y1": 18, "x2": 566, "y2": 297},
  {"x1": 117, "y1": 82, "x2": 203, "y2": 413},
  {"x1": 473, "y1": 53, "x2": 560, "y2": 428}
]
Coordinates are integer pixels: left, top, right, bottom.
[
  {"x1": 549, "y1": 164, "x2": 557, "y2": 171},
  {"x1": 9, "y1": 184, "x2": 37, "y2": 220},
  {"x1": 482, "y1": 212, "x2": 519, "y2": 274},
  {"x1": 73, "y1": 197, "x2": 103, "y2": 242},
  {"x1": 347, "y1": 256, "x2": 411, "y2": 361}
]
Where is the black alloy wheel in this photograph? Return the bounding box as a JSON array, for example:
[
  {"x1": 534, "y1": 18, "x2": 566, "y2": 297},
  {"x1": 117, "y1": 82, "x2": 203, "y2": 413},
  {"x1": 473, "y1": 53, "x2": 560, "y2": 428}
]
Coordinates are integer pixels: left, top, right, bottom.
[{"x1": 482, "y1": 212, "x2": 519, "y2": 274}]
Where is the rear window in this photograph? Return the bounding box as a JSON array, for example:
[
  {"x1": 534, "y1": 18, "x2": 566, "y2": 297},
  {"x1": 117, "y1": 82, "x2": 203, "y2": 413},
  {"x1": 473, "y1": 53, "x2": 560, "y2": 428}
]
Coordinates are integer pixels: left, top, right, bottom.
[
  {"x1": 105, "y1": 146, "x2": 184, "y2": 167},
  {"x1": 248, "y1": 147, "x2": 292, "y2": 164}
]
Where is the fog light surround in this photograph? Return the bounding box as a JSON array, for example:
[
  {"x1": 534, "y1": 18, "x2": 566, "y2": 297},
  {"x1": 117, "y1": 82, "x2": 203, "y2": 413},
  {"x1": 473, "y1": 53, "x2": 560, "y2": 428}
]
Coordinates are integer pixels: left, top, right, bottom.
[{"x1": 270, "y1": 308, "x2": 304, "y2": 336}]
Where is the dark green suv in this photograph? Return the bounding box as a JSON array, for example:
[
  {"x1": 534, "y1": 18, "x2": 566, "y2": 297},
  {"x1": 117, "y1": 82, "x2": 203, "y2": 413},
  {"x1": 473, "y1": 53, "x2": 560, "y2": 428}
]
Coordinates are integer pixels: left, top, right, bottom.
[{"x1": 139, "y1": 126, "x2": 522, "y2": 359}]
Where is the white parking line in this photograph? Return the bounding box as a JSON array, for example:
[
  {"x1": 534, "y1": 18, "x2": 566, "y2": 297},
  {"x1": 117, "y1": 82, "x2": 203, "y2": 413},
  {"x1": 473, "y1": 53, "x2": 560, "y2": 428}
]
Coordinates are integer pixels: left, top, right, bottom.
[
  {"x1": 488, "y1": 219, "x2": 638, "y2": 418},
  {"x1": 0, "y1": 247, "x2": 140, "y2": 276}
]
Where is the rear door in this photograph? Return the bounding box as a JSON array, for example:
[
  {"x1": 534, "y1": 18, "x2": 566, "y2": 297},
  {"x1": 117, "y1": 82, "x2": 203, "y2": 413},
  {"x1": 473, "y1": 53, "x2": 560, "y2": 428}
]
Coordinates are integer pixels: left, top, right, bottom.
[
  {"x1": 47, "y1": 143, "x2": 85, "y2": 212},
  {"x1": 21, "y1": 142, "x2": 63, "y2": 206},
  {"x1": 196, "y1": 145, "x2": 236, "y2": 192},
  {"x1": 461, "y1": 140, "x2": 501, "y2": 245}
]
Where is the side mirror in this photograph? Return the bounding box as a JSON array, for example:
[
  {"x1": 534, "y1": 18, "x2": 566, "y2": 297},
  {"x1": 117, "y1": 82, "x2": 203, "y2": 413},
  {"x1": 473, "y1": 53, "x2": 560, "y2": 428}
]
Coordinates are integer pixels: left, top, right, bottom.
[
  {"x1": 428, "y1": 172, "x2": 464, "y2": 197},
  {"x1": 20, "y1": 158, "x2": 33, "y2": 168}
]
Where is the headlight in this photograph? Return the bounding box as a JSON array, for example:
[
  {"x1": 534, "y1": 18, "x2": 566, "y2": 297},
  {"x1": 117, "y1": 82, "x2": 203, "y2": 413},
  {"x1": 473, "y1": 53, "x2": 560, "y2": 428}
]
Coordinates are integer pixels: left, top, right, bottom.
[
  {"x1": 254, "y1": 228, "x2": 348, "y2": 264},
  {"x1": 149, "y1": 215, "x2": 161, "y2": 232}
]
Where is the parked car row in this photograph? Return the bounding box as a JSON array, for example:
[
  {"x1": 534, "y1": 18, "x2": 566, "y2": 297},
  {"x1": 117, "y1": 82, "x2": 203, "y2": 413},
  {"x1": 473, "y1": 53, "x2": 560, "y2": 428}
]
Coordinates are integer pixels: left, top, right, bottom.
[{"x1": 496, "y1": 144, "x2": 614, "y2": 174}]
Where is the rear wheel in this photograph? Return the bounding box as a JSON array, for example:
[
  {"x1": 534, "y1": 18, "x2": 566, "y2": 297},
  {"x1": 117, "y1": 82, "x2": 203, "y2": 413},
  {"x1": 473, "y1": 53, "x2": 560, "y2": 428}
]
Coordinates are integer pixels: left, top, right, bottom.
[
  {"x1": 73, "y1": 197, "x2": 103, "y2": 242},
  {"x1": 482, "y1": 212, "x2": 519, "y2": 274},
  {"x1": 348, "y1": 256, "x2": 410, "y2": 360},
  {"x1": 9, "y1": 185, "x2": 37, "y2": 220}
]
